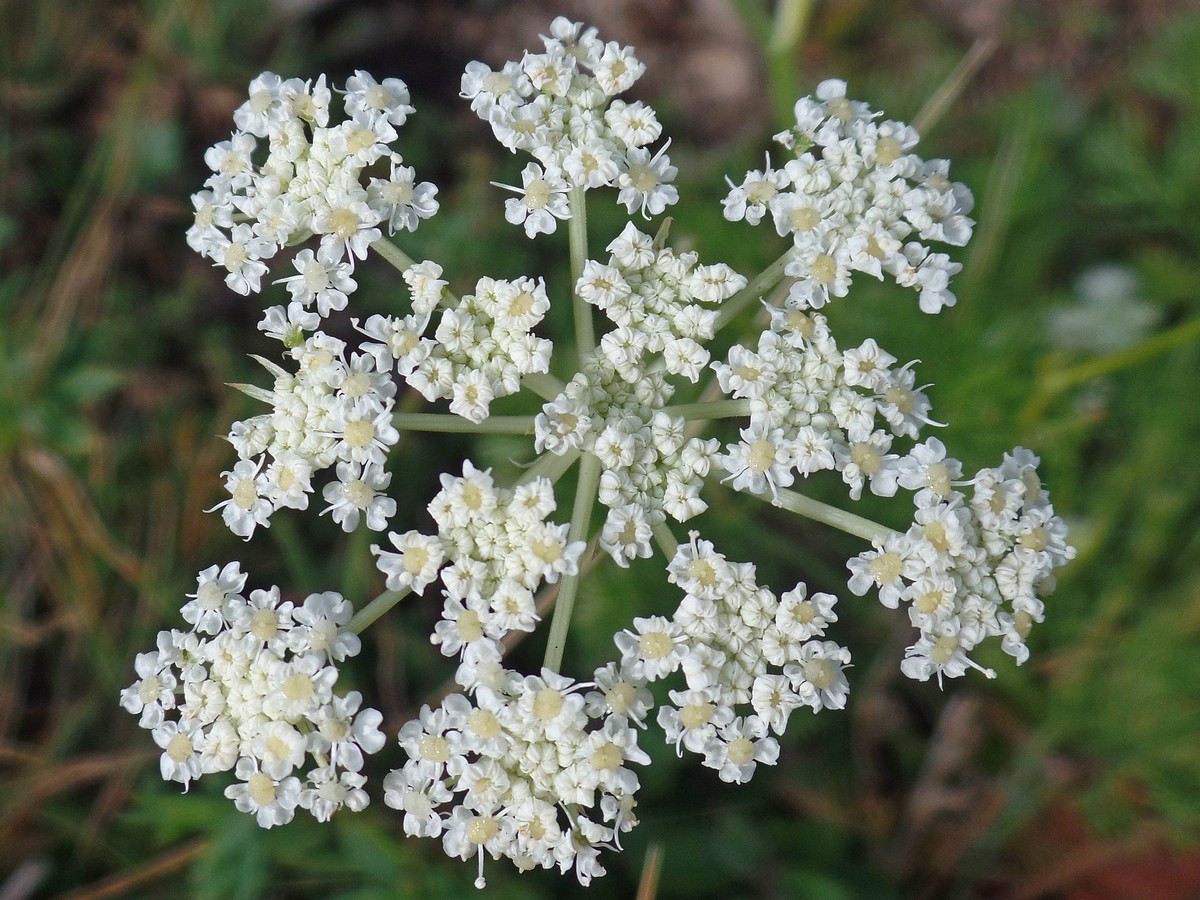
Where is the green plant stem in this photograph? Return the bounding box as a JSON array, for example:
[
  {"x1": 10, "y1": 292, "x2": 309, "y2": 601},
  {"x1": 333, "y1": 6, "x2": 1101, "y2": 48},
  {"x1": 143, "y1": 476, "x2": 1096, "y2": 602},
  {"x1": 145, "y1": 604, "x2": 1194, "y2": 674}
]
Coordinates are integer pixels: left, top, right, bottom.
[
  {"x1": 347, "y1": 586, "x2": 412, "y2": 634},
  {"x1": 371, "y1": 239, "x2": 457, "y2": 307},
  {"x1": 393, "y1": 411, "x2": 534, "y2": 434},
  {"x1": 760, "y1": 485, "x2": 899, "y2": 544},
  {"x1": 370, "y1": 237, "x2": 416, "y2": 273},
  {"x1": 542, "y1": 452, "x2": 602, "y2": 673},
  {"x1": 652, "y1": 523, "x2": 679, "y2": 561},
  {"x1": 523, "y1": 372, "x2": 567, "y2": 400},
  {"x1": 663, "y1": 399, "x2": 753, "y2": 421},
  {"x1": 713, "y1": 247, "x2": 795, "y2": 332},
  {"x1": 568, "y1": 185, "x2": 595, "y2": 363},
  {"x1": 516, "y1": 447, "x2": 581, "y2": 487}
]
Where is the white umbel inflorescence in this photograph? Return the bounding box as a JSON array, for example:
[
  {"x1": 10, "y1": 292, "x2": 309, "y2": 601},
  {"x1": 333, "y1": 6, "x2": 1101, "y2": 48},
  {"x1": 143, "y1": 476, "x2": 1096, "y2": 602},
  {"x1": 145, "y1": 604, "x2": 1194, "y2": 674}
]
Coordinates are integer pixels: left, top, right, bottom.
[
  {"x1": 848, "y1": 446, "x2": 1075, "y2": 683},
  {"x1": 465, "y1": 16, "x2": 678, "y2": 228},
  {"x1": 189, "y1": 71, "x2": 438, "y2": 300},
  {"x1": 724, "y1": 79, "x2": 974, "y2": 313},
  {"x1": 120, "y1": 564, "x2": 384, "y2": 826},
  {"x1": 126, "y1": 16, "x2": 1077, "y2": 892}
]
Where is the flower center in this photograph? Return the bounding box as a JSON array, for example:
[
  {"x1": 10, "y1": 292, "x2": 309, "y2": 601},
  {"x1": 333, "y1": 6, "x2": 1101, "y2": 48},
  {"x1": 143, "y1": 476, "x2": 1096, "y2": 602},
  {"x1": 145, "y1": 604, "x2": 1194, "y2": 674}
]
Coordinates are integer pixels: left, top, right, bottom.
[
  {"x1": 727, "y1": 737, "x2": 755, "y2": 766},
  {"x1": 232, "y1": 477, "x2": 258, "y2": 510},
  {"x1": 344, "y1": 419, "x2": 375, "y2": 448},
  {"x1": 139, "y1": 676, "x2": 161, "y2": 703},
  {"x1": 524, "y1": 178, "x2": 551, "y2": 210},
  {"x1": 197, "y1": 581, "x2": 225, "y2": 611},
  {"x1": 347, "y1": 127, "x2": 376, "y2": 154},
  {"x1": 639, "y1": 631, "x2": 673, "y2": 660},
  {"x1": 1020, "y1": 526, "x2": 1049, "y2": 552},
  {"x1": 931, "y1": 635, "x2": 958, "y2": 665},
  {"x1": 469, "y1": 708, "x2": 502, "y2": 740},
  {"x1": 383, "y1": 180, "x2": 414, "y2": 205},
  {"x1": 605, "y1": 682, "x2": 635, "y2": 715},
  {"x1": 248, "y1": 89, "x2": 273, "y2": 114},
  {"x1": 533, "y1": 688, "x2": 563, "y2": 720},
  {"x1": 627, "y1": 163, "x2": 658, "y2": 193},
  {"x1": 365, "y1": 84, "x2": 391, "y2": 110},
  {"x1": 915, "y1": 590, "x2": 943, "y2": 615},
  {"x1": 296, "y1": 263, "x2": 327, "y2": 295},
  {"x1": 166, "y1": 732, "x2": 193, "y2": 763},
  {"x1": 456, "y1": 610, "x2": 484, "y2": 643},
  {"x1": 417, "y1": 733, "x2": 450, "y2": 763},
  {"x1": 811, "y1": 254, "x2": 837, "y2": 284},
  {"x1": 803, "y1": 658, "x2": 835, "y2": 690},
  {"x1": 282, "y1": 673, "x2": 313, "y2": 702},
  {"x1": 404, "y1": 546, "x2": 430, "y2": 575},
  {"x1": 826, "y1": 96, "x2": 853, "y2": 121},
  {"x1": 790, "y1": 601, "x2": 815, "y2": 625},
  {"x1": 591, "y1": 741, "x2": 623, "y2": 771},
  {"x1": 343, "y1": 479, "x2": 373, "y2": 508},
  {"x1": 688, "y1": 559, "x2": 717, "y2": 587},
  {"x1": 467, "y1": 815, "x2": 499, "y2": 845},
  {"x1": 509, "y1": 291, "x2": 535, "y2": 318},
  {"x1": 875, "y1": 136, "x2": 902, "y2": 165},
  {"x1": 223, "y1": 242, "x2": 248, "y2": 272},
  {"x1": 747, "y1": 439, "x2": 777, "y2": 474},
  {"x1": 850, "y1": 442, "x2": 881, "y2": 474},
  {"x1": 680, "y1": 701, "x2": 714, "y2": 730},
  {"x1": 341, "y1": 372, "x2": 369, "y2": 399},
  {"x1": 251, "y1": 608, "x2": 278, "y2": 642},
  {"x1": 869, "y1": 551, "x2": 903, "y2": 584},
  {"x1": 327, "y1": 208, "x2": 360, "y2": 239},
  {"x1": 248, "y1": 772, "x2": 277, "y2": 806},
  {"x1": 790, "y1": 206, "x2": 820, "y2": 232},
  {"x1": 746, "y1": 179, "x2": 777, "y2": 205}
]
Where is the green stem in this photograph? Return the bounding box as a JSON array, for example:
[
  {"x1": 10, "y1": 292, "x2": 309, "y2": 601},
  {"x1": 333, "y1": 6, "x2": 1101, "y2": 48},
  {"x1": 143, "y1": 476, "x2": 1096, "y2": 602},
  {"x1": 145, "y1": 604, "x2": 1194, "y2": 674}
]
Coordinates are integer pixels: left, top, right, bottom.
[
  {"x1": 542, "y1": 452, "x2": 602, "y2": 673},
  {"x1": 370, "y1": 239, "x2": 458, "y2": 307},
  {"x1": 347, "y1": 586, "x2": 412, "y2": 634},
  {"x1": 516, "y1": 447, "x2": 581, "y2": 487},
  {"x1": 663, "y1": 399, "x2": 754, "y2": 421},
  {"x1": 522, "y1": 372, "x2": 568, "y2": 401},
  {"x1": 370, "y1": 238, "x2": 417, "y2": 273},
  {"x1": 652, "y1": 522, "x2": 679, "y2": 561},
  {"x1": 393, "y1": 411, "x2": 534, "y2": 434},
  {"x1": 568, "y1": 185, "x2": 595, "y2": 363},
  {"x1": 764, "y1": 486, "x2": 899, "y2": 544},
  {"x1": 713, "y1": 247, "x2": 795, "y2": 333}
]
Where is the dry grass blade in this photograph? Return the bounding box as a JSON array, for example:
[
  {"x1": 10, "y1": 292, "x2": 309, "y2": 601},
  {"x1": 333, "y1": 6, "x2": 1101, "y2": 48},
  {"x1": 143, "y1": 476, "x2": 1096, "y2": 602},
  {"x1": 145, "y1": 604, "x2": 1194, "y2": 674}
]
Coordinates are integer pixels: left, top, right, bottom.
[
  {"x1": 636, "y1": 843, "x2": 663, "y2": 900},
  {"x1": 60, "y1": 838, "x2": 209, "y2": 900},
  {"x1": 912, "y1": 35, "x2": 999, "y2": 137}
]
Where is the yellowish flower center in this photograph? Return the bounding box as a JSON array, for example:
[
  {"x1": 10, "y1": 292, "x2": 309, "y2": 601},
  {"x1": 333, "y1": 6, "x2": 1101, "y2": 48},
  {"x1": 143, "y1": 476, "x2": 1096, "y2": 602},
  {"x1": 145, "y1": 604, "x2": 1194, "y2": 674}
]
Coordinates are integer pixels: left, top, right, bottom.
[
  {"x1": 639, "y1": 631, "x2": 673, "y2": 660},
  {"x1": 248, "y1": 772, "x2": 277, "y2": 805},
  {"x1": 802, "y1": 658, "x2": 835, "y2": 690},
  {"x1": 811, "y1": 254, "x2": 837, "y2": 284},
  {"x1": 591, "y1": 741, "x2": 623, "y2": 771},
  {"x1": 166, "y1": 732, "x2": 193, "y2": 763},
  {"x1": 875, "y1": 136, "x2": 902, "y2": 165},
  {"x1": 533, "y1": 688, "x2": 563, "y2": 721},
  {"x1": 417, "y1": 733, "x2": 450, "y2": 763},
  {"x1": 727, "y1": 737, "x2": 755, "y2": 766}
]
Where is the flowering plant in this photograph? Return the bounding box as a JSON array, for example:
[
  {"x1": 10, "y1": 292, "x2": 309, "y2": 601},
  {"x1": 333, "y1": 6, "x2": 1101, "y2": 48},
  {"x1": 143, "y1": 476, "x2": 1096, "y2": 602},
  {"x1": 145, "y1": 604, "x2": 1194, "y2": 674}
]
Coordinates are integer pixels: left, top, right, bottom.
[{"x1": 123, "y1": 17, "x2": 1074, "y2": 888}]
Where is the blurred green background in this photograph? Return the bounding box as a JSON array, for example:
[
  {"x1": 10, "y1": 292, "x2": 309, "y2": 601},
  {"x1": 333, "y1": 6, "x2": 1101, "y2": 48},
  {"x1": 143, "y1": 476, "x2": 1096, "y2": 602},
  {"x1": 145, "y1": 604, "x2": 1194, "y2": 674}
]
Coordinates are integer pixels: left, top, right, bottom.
[{"x1": 3, "y1": 0, "x2": 1200, "y2": 897}]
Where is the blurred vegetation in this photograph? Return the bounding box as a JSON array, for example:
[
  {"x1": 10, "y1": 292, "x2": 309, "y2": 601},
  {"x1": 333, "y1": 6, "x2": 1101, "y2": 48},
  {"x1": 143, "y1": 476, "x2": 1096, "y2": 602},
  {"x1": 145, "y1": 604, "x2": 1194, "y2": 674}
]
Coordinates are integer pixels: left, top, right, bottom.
[{"x1": 2, "y1": 0, "x2": 1200, "y2": 897}]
